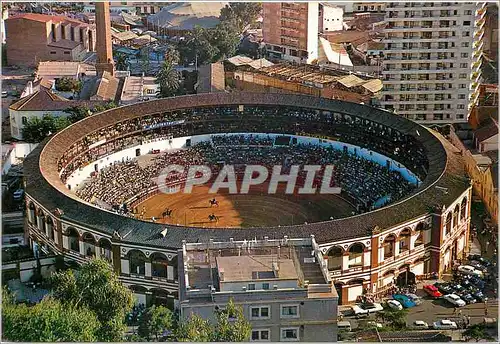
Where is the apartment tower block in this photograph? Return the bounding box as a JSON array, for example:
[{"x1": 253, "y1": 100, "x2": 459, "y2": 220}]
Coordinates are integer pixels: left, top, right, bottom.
[{"x1": 380, "y1": 2, "x2": 487, "y2": 123}]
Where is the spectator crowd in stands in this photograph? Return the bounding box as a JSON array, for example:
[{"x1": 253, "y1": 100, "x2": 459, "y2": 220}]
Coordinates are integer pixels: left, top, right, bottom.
[{"x1": 75, "y1": 135, "x2": 417, "y2": 216}]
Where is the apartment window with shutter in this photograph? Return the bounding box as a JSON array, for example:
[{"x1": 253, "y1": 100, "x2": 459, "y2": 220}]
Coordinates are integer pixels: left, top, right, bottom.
[
  {"x1": 458, "y1": 94, "x2": 466, "y2": 99},
  {"x1": 461, "y1": 53, "x2": 469, "y2": 58}
]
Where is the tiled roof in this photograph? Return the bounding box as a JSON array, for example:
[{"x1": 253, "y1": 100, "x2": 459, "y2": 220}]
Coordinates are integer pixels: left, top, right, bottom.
[
  {"x1": 23, "y1": 93, "x2": 469, "y2": 250},
  {"x1": 7, "y1": 13, "x2": 90, "y2": 27},
  {"x1": 47, "y1": 39, "x2": 81, "y2": 50},
  {"x1": 37, "y1": 61, "x2": 80, "y2": 78}
]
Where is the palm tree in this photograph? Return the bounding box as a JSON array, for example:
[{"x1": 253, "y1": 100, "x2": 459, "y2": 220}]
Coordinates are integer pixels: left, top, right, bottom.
[
  {"x1": 115, "y1": 52, "x2": 129, "y2": 71},
  {"x1": 156, "y1": 60, "x2": 180, "y2": 98}
]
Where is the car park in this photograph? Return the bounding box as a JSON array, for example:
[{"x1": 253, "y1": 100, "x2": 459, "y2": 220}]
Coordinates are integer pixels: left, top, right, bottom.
[
  {"x1": 392, "y1": 294, "x2": 416, "y2": 308},
  {"x1": 468, "y1": 261, "x2": 488, "y2": 272},
  {"x1": 387, "y1": 299, "x2": 403, "y2": 310},
  {"x1": 337, "y1": 321, "x2": 352, "y2": 332},
  {"x1": 2, "y1": 91, "x2": 8, "y2": 98},
  {"x1": 411, "y1": 320, "x2": 429, "y2": 330},
  {"x1": 423, "y1": 284, "x2": 443, "y2": 298},
  {"x1": 360, "y1": 302, "x2": 384, "y2": 314},
  {"x1": 443, "y1": 294, "x2": 466, "y2": 307},
  {"x1": 457, "y1": 291, "x2": 477, "y2": 304},
  {"x1": 433, "y1": 319, "x2": 458, "y2": 330},
  {"x1": 435, "y1": 282, "x2": 453, "y2": 294},
  {"x1": 472, "y1": 290, "x2": 486, "y2": 302},
  {"x1": 468, "y1": 255, "x2": 492, "y2": 267},
  {"x1": 458, "y1": 265, "x2": 484, "y2": 277},
  {"x1": 351, "y1": 305, "x2": 369, "y2": 317}
]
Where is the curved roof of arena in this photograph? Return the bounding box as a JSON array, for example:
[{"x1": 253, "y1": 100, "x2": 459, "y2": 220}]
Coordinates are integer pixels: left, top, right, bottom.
[{"x1": 25, "y1": 93, "x2": 470, "y2": 248}]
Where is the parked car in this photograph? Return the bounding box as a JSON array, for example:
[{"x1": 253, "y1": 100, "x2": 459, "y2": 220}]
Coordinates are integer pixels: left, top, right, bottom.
[
  {"x1": 472, "y1": 290, "x2": 487, "y2": 302},
  {"x1": 451, "y1": 283, "x2": 465, "y2": 293},
  {"x1": 433, "y1": 319, "x2": 458, "y2": 330},
  {"x1": 424, "y1": 284, "x2": 443, "y2": 298},
  {"x1": 458, "y1": 265, "x2": 484, "y2": 277},
  {"x1": 435, "y1": 282, "x2": 453, "y2": 294},
  {"x1": 366, "y1": 321, "x2": 383, "y2": 328},
  {"x1": 337, "y1": 321, "x2": 352, "y2": 332},
  {"x1": 387, "y1": 299, "x2": 403, "y2": 310},
  {"x1": 411, "y1": 320, "x2": 429, "y2": 329},
  {"x1": 443, "y1": 294, "x2": 466, "y2": 307},
  {"x1": 405, "y1": 293, "x2": 422, "y2": 305},
  {"x1": 2, "y1": 91, "x2": 8, "y2": 98},
  {"x1": 392, "y1": 294, "x2": 416, "y2": 308},
  {"x1": 351, "y1": 305, "x2": 369, "y2": 317},
  {"x1": 468, "y1": 261, "x2": 488, "y2": 272},
  {"x1": 468, "y1": 255, "x2": 492, "y2": 267},
  {"x1": 457, "y1": 292, "x2": 477, "y2": 304},
  {"x1": 359, "y1": 302, "x2": 384, "y2": 314}
]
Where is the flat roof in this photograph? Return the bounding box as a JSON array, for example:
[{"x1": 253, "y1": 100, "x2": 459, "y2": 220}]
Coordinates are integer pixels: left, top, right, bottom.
[{"x1": 216, "y1": 255, "x2": 298, "y2": 282}]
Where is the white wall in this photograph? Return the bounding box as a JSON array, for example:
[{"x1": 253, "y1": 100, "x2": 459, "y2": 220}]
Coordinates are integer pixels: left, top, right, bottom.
[
  {"x1": 2, "y1": 142, "x2": 38, "y2": 175},
  {"x1": 10, "y1": 109, "x2": 67, "y2": 140},
  {"x1": 67, "y1": 132, "x2": 421, "y2": 192},
  {"x1": 220, "y1": 279, "x2": 298, "y2": 292},
  {"x1": 347, "y1": 285, "x2": 363, "y2": 301},
  {"x1": 306, "y1": 2, "x2": 320, "y2": 63},
  {"x1": 322, "y1": 5, "x2": 343, "y2": 32}
]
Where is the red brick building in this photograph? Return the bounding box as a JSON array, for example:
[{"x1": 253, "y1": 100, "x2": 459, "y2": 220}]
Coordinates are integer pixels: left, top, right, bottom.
[{"x1": 5, "y1": 13, "x2": 96, "y2": 67}]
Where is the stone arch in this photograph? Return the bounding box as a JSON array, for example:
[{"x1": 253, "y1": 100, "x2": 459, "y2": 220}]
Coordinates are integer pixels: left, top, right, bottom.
[
  {"x1": 128, "y1": 249, "x2": 147, "y2": 275},
  {"x1": 398, "y1": 228, "x2": 411, "y2": 253},
  {"x1": 82, "y1": 232, "x2": 96, "y2": 257},
  {"x1": 28, "y1": 202, "x2": 36, "y2": 226},
  {"x1": 151, "y1": 288, "x2": 174, "y2": 309},
  {"x1": 415, "y1": 221, "x2": 426, "y2": 231},
  {"x1": 36, "y1": 209, "x2": 46, "y2": 234},
  {"x1": 383, "y1": 269, "x2": 396, "y2": 276},
  {"x1": 98, "y1": 238, "x2": 113, "y2": 261},
  {"x1": 348, "y1": 243, "x2": 364, "y2": 268},
  {"x1": 326, "y1": 246, "x2": 343, "y2": 271},
  {"x1": 460, "y1": 197, "x2": 468, "y2": 221},
  {"x1": 45, "y1": 216, "x2": 55, "y2": 240},
  {"x1": 444, "y1": 212, "x2": 452, "y2": 237},
  {"x1": 383, "y1": 234, "x2": 396, "y2": 259},
  {"x1": 151, "y1": 252, "x2": 169, "y2": 279},
  {"x1": 66, "y1": 227, "x2": 80, "y2": 252},
  {"x1": 453, "y1": 204, "x2": 460, "y2": 230},
  {"x1": 128, "y1": 285, "x2": 148, "y2": 307},
  {"x1": 414, "y1": 231, "x2": 424, "y2": 248}
]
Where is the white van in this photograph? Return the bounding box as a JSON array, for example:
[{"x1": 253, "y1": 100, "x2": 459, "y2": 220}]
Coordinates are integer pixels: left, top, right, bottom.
[{"x1": 337, "y1": 321, "x2": 352, "y2": 332}]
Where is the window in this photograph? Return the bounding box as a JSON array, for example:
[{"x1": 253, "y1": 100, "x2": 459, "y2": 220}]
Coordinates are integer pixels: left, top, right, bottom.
[
  {"x1": 22, "y1": 116, "x2": 28, "y2": 125},
  {"x1": 463, "y1": 31, "x2": 470, "y2": 37},
  {"x1": 461, "y1": 53, "x2": 469, "y2": 58},
  {"x1": 464, "y1": 10, "x2": 472, "y2": 15},
  {"x1": 457, "y1": 114, "x2": 465, "y2": 119},
  {"x1": 463, "y1": 21, "x2": 471, "y2": 26},
  {"x1": 281, "y1": 305, "x2": 299, "y2": 318},
  {"x1": 50, "y1": 51, "x2": 56, "y2": 54},
  {"x1": 459, "y1": 84, "x2": 466, "y2": 89},
  {"x1": 63, "y1": 51, "x2": 70, "y2": 55},
  {"x1": 262, "y1": 283, "x2": 270, "y2": 290},
  {"x1": 459, "y1": 73, "x2": 468, "y2": 79},
  {"x1": 458, "y1": 94, "x2": 466, "y2": 99},
  {"x1": 250, "y1": 306, "x2": 270, "y2": 319},
  {"x1": 51, "y1": 23, "x2": 56, "y2": 40},
  {"x1": 457, "y1": 104, "x2": 465, "y2": 109},
  {"x1": 281, "y1": 328, "x2": 299, "y2": 341},
  {"x1": 251, "y1": 329, "x2": 270, "y2": 341},
  {"x1": 461, "y1": 42, "x2": 469, "y2": 47},
  {"x1": 460, "y1": 63, "x2": 468, "y2": 68}
]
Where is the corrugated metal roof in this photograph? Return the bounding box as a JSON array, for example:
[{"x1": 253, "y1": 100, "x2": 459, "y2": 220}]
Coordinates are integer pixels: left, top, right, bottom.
[
  {"x1": 337, "y1": 74, "x2": 366, "y2": 88},
  {"x1": 226, "y1": 55, "x2": 254, "y2": 66},
  {"x1": 361, "y1": 79, "x2": 383, "y2": 93}
]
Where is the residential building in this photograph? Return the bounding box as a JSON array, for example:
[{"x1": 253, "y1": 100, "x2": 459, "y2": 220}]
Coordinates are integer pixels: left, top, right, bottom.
[
  {"x1": 320, "y1": 3, "x2": 344, "y2": 33},
  {"x1": 380, "y1": 2, "x2": 487, "y2": 123},
  {"x1": 178, "y1": 236, "x2": 338, "y2": 342},
  {"x1": 82, "y1": 1, "x2": 164, "y2": 15},
  {"x1": 483, "y1": 2, "x2": 498, "y2": 60},
  {"x1": 5, "y1": 13, "x2": 96, "y2": 67},
  {"x1": 263, "y1": 2, "x2": 319, "y2": 64},
  {"x1": 353, "y1": 2, "x2": 386, "y2": 13}
]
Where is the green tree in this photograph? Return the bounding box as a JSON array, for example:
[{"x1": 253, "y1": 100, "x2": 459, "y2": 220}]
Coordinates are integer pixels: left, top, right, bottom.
[
  {"x1": 175, "y1": 299, "x2": 251, "y2": 342},
  {"x1": 177, "y1": 26, "x2": 218, "y2": 66},
  {"x1": 463, "y1": 323, "x2": 493, "y2": 342},
  {"x1": 376, "y1": 307, "x2": 408, "y2": 330},
  {"x1": 55, "y1": 77, "x2": 82, "y2": 93},
  {"x1": 64, "y1": 105, "x2": 92, "y2": 123},
  {"x1": 156, "y1": 60, "x2": 180, "y2": 98},
  {"x1": 211, "y1": 20, "x2": 241, "y2": 61},
  {"x1": 2, "y1": 296, "x2": 100, "y2": 342},
  {"x1": 50, "y1": 258, "x2": 134, "y2": 341},
  {"x1": 220, "y1": 3, "x2": 262, "y2": 32},
  {"x1": 138, "y1": 305, "x2": 174, "y2": 341},
  {"x1": 115, "y1": 52, "x2": 129, "y2": 71},
  {"x1": 164, "y1": 46, "x2": 180, "y2": 65},
  {"x1": 21, "y1": 115, "x2": 70, "y2": 143}
]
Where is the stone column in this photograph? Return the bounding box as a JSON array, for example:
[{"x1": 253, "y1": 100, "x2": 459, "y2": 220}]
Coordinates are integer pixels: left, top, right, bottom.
[
  {"x1": 79, "y1": 240, "x2": 85, "y2": 256},
  {"x1": 342, "y1": 252, "x2": 350, "y2": 271},
  {"x1": 121, "y1": 258, "x2": 130, "y2": 274},
  {"x1": 145, "y1": 262, "x2": 152, "y2": 278}
]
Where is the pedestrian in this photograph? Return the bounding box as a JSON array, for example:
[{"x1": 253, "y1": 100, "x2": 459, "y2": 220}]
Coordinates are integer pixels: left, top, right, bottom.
[
  {"x1": 485, "y1": 308, "x2": 488, "y2": 316},
  {"x1": 467, "y1": 315, "x2": 470, "y2": 326},
  {"x1": 453, "y1": 306, "x2": 457, "y2": 314},
  {"x1": 458, "y1": 309, "x2": 462, "y2": 317}
]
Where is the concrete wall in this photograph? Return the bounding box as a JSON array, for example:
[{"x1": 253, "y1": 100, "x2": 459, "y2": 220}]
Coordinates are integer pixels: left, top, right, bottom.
[
  {"x1": 2, "y1": 142, "x2": 38, "y2": 175},
  {"x1": 10, "y1": 109, "x2": 67, "y2": 140}
]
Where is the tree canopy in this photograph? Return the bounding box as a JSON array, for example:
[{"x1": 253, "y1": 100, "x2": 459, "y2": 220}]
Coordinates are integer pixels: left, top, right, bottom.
[
  {"x1": 376, "y1": 306, "x2": 408, "y2": 330},
  {"x1": 156, "y1": 59, "x2": 180, "y2": 98},
  {"x1": 138, "y1": 305, "x2": 174, "y2": 341},
  {"x1": 50, "y1": 258, "x2": 134, "y2": 341},
  {"x1": 21, "y1": 115, "x2": 71, "y2": 143},
  {"x1": 463, "y1": 323, "x2": 493, "y2": 342},
  {"x1": 220, "y1": 3, "x2": 262, "y2": 32},
  {"x1": 2, "y1": 295, "x2": 100, "y2": 342}
]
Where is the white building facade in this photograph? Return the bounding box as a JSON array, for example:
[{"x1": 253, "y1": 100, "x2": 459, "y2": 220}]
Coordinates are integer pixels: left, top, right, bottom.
[
  {"x1": 380, "y1": 2, "x2": 487, "y2": 123},
  {"x1": 321, "y1": 4, "x2": 344, "y2": 32}
]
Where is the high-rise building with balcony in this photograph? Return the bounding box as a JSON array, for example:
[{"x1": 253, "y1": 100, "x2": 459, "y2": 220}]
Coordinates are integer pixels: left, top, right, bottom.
[
  {"x1": 263, "y1": 2, "x2": 319, "y2": 64},
  {"x1": 380, "y1": 2, "x2": 487, "y2": 123}
]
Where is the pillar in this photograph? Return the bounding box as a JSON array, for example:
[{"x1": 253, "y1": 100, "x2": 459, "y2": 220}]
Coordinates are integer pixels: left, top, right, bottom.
[
  {"x1": 79, "y1": 240, "x2": 85, "y2": 255},
  {"x1": 95, "y1": 246, "x2": 101, "y2": 258},
  {"x1": 63, "y1": 235, "x2": 69, "y2": 250},
  {"x1": 363, "y1": 248, "x2": 371, "y2": 267},
  {"x1": 394, "y1": 241, "x2": 400, "y2": 257},
  {"x1": 121, "y1": 258, "x2": 130, "y2": 274},
  {"x1": 145, "y1": 262, "x2": 152, "y2": 278},
  {"x1": 342, "y1": 252, "x2": 350, "y2": 271}
]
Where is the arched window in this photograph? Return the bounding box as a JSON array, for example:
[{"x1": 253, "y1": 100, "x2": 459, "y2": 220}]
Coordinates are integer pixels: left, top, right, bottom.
[
  {"x1": 327, "y1": 246, "x2": 343, "y2": 271},
  {"x1": 128, "y1": 250, "x2": 146, "y2": 275},
  {"x1": 398, "y1": 228, "x2": 411, "y2": 253},
  {"x1": 453, "y1": 204, "x2": 460, "y2": 230},
  {"x1": 383, "y1": 234, "x2": 396, "y2": 259},
  {"x1": 444, "y1": 213, "x2": 452, "y2": 237},
  {"x1": 28, "y1": 203, "x2": 36, "y2": 226},
  {"x1": 46, "y1": 217, "x2": 54, "y2": 240},
  {"x1": 98, "y1": 238, "x2": 113, "y2": 262},
  {"x1": 348, "y1": 243, "x2": 364, "y2": 267},
  {"x1": 66, "y1": 227, "x2": 79, "y2": 252},
  {"x1": 460, "y1": 197, "x2": 467, "y2": 221},
  {"x1": 151, "y1": 252, "x2": 168, "y2": 279},
  {"x1": 82, "y1": 233, "x2": 96, "y2": 257},
  {"x1": 414, "y1": 232, "x2": 424, "y2": 247}
]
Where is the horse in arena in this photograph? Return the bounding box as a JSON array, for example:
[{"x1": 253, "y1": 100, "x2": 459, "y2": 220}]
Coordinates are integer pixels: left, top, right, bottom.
[
  {"x1": 162, "y1": 208, "x2": 173, "y2": 218},
  {"x1": 208, "y1": 214, "x2": 219, "y2": 223},
  {"x1": 209, "y1": 198, "x2": 219, "y2": 207}
]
